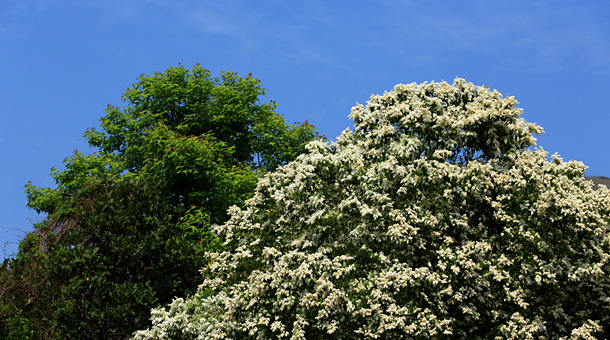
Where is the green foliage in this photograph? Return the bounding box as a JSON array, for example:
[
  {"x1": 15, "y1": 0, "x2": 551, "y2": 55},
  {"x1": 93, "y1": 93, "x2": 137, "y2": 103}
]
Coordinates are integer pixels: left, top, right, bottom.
[
  {"x1": 1, "y1": 177, "x2": 210, "y2": 339},
  {"x1": 27, "y1": 63, "x2": 321, "y2": 224},
  {"x1": 2, "y1": 64, "x2": 322, "y2": 339}
]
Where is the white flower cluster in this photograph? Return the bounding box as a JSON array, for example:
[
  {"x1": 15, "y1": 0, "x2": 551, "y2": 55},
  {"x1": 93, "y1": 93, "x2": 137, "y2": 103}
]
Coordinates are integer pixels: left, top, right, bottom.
[{"x1": 133, "y1": 79, "x2": 610, "y2": 339}]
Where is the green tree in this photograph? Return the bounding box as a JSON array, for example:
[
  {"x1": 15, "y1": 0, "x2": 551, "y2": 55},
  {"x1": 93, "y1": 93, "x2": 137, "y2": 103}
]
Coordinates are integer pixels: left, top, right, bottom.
[
  {"x1": 0, "y1": 64, "x2": 322, "y2": 339},
  {"x1": 134, "y1": 79, "x2": 610, "y2": 339},
  {"x1": 2, "y1": 177, "x2": 209, "y2": 339},
  {"x1": 27, "y1": 63, "x2": 321, "y2": 226}
]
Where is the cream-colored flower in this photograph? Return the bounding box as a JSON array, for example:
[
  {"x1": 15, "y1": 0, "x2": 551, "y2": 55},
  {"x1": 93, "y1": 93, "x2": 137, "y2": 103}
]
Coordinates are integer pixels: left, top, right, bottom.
[{"x1": 133, "y1": 79, "x2": 610, "y2": 339}]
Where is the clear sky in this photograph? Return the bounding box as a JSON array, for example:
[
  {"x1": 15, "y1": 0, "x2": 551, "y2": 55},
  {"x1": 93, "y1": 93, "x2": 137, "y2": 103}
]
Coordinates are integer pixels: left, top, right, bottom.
[{"x1": 1, "y1": 0, "x2": 609, "y2": 259}]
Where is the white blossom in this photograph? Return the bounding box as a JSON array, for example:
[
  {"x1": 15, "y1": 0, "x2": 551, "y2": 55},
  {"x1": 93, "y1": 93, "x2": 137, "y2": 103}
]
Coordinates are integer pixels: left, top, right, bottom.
[{"x1": 133, "y1": 78, "x2": 610, "y2": 339}]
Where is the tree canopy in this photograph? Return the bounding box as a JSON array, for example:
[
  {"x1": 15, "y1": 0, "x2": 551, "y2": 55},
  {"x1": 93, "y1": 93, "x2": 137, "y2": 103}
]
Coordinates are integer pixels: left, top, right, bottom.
[
  {"x1": 134, "y1": 79, "x2": 610, "y2": 339},
  {"x1": 0, "y1": 64, "x2": 322, "y2": 339},
  {"x1": 25, "y1": 63, "x2": 321, "y2": 225}
]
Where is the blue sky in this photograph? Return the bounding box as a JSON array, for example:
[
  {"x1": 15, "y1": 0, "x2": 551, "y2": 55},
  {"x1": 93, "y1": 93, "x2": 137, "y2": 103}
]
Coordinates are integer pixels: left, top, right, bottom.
[{"x1": 1, "y1": 0, "x2": 609, "y2": 259}]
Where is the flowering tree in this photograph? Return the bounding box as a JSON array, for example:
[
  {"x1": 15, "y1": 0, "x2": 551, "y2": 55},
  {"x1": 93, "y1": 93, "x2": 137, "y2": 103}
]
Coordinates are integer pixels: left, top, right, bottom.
[{"x1": 133, "y1": 79, "x2": 610, "y2": 339}]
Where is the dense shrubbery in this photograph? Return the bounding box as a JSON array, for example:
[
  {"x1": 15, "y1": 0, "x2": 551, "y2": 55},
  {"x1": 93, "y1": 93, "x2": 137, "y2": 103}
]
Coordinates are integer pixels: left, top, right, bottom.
[
  {"x1": 1, "y1": 177, "x2": 211, "y2": 339},
  {"x1": 0, "y1": 64, "x2": 322, "y2": 339},
  {"x1": 134, "y1": 79, "x2": 610, "y2": 339}
]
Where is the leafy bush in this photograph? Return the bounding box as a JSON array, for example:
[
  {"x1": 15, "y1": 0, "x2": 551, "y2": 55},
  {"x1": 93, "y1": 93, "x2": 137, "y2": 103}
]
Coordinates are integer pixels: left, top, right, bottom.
[
  {"x1": 134, "y1": 79, "x2": 610, "y2": 339},
  {"x1": 1, "y1": 177, "x2": 211, "y2": 339}
]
